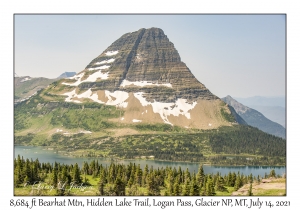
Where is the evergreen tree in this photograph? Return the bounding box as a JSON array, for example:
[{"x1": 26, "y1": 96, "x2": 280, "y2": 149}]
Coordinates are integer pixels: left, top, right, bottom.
[
  {"x1": 114, "y1": 177, "x2": 126, "y2": 196},
  {"x1": 248, "y1": 183, "x2": 253, "y2": 196},
  {"x1": 142, "y1": 164, "x2": 149, "y2": 186},
  {"x1": 23, "y1": 159, "x2": 32, "y2": 184},
  {"x1": 206, "y1": 175, "x2": 215, "y2": 196},
  {"x1": 51, "y1": 165, "x2": 58, "y2": 187},
  {"x1": 146, "y1": 174, "x2": 160, "y2": 196},
  {"x1": 269, "y1": 169, "x2": 276, "y2": 178},
  {"x1": 234, "y1": 174, "x2": 242, "y2": 191},
  {"x1": 98, "y1": 178, "x2": 105, "y2": 196},
  {"x1": 231, "y1": 172, "x2": 237, "y2": 187},
  {"x1": 173, "y1": 180, "x2": 180, "y2": 196},
  {"x1": 215, "y1": 176, "x2": 226, "y2": 192},
  {"x1": 14, "y1": 162, "x2": 23, "y2": 186},
  {"x1": 72, "y1": 163, "x2": 81, "y2": 184},
  {"x1": 189, "y1": 176, "x2": 199, "y2": 196},
  {"x1": 134, "y1": 164, "x2": 143, "y2": 186},
  {"x1": 249, "y1": 173, "x2": 253, "y2": 183},
  {"x1": 181, "y1": 179, "x2": 190, "y2": 196},
  {"x1": 196, "y1": 164, "x2": 205, "y2": 188},
  {"x1": 127, "y1": 184, "x2": 139, "y2": 196}
]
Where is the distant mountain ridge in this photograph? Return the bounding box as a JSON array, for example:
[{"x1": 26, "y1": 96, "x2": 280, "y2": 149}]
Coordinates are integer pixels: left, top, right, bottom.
[
  {"x1": 233, "y1": 96, "x2": 286, "y2": 128},
  {"x1": 250, "y1": 105, "x2": 285, "y2": 128},
  {"x1": 234, "y1": 96, "x2": 285, "y2": 108},
  {"x1": 222, "y1": 95, "x2": 286, "y2": 139},
  {"x1": 58, "y1": 72, "x2": 76, "y2": 78}
]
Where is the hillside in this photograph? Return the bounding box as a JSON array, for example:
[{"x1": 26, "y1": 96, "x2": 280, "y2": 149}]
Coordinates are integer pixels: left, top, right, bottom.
[
  {"x1": 14, "y1": 93, "x2": 286, "y2": 165},
  {"x1": 14, "y1": 76, "x2": 57, "y2": 103},
  {"x1": 234, "y1": 96, "x2": 285, "y2": 128},
  {"x1": 232, "y1": 178, "x2": 286, "y2": 196},
  {"x1": 250, "y1": 105, "x2": 285, "y2": 128}
]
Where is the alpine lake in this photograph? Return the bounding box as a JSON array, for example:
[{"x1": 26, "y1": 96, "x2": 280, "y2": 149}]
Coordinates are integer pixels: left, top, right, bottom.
[{"x1": 15, "y1": 145, "x2": 286, "y2": 177}]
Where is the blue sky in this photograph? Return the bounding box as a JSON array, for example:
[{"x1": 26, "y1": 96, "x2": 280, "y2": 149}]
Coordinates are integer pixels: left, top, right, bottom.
[{"x1": 15, "y1": 14, "x2": 286, "y2": 98}]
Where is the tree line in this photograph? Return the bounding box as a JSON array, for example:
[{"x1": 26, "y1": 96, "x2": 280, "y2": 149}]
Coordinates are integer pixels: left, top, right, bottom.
[{"x1": 14, "y1": 156, "x2": 281, "y2": 196}]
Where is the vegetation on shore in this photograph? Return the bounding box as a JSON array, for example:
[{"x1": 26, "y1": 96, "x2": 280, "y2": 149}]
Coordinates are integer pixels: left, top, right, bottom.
[{"x1": 14, "y1": 157, "x2": 284, "y2": 196}]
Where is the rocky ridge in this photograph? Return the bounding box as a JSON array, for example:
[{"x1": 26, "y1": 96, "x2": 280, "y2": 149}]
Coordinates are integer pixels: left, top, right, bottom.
[{"x1": 222, "y1": 95, "x2": 286, "y2": 138}]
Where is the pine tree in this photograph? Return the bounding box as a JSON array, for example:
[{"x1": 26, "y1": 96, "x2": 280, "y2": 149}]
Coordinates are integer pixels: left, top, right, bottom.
[
  {"x1": 127, "y1": 184, "x2": 139, "y2": 196},
  {"x1": 215, "y1": 176, "x2": 226, "y2": 192},
  {"x1": 146, "y1": 173, "x2": 160, "y2": 196},
  {"x1": 269, "y1": 169, "x2": 276, "y2": 178},
  {"x1": 181, "y1": 179, "x2": 190, "y2": 196},
  {"x1": 248, "y1": 183, "x2": 253, "y2": 196},
  {"x1": 189, "y1": 176, "x2": 199, "y2": 196},
  {"x1": 72, "y1": 163, "x2": 81, "y2": 184},
  {"x1": 14, "y1": 162, "x2": 23, "y2": 186},
  {"x1": 206, "y1": 175, "x2": 215, "y2": 196},
  {"x1": 234, "y1": 174, "x2": 241, "y2": 191},
  {"x1": 23, "y1": 159, "x2": 32, "y2": 184},
  {"x1": 114, "y1": 176, "x2": 126, "y2": 196},
  {"x1": 98, "y1": 178, "x2": 105, "y2": 195},
  {"x1": 249, "y1": 173, "x2": 253, "y2": 183},
  {"x1": 142, "y1": 164, "x2": 149, "y2": 186},
  {"x1": 51, "y1": 165, "x2": 58, "y2": 187},
  {"x1": 231, "y1": 172, "x2": 237, "y2": 187},
  {"x1": 196, "y1": 164, "x2": 205, "y2": 188},
  {"x1": 134, "y1": 164, "x2": 142, "y2": 186},
  {"x1": 173, "y1": 181, "x2": 180, "y2": 196}
]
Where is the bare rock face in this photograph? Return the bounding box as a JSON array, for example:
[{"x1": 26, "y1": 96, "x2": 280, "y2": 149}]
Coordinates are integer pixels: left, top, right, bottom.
[{"x1": 82, "y1": 28, "x2": 216, "y2": 102}]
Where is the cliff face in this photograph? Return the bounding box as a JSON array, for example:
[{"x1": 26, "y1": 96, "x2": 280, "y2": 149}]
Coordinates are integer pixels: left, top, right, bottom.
[
  {"x1": 81, "y1": 28, "x2": 216, "y2": 102},
  {"x1": 49, "y1": 28, "x2": 239, "y2": 129}
]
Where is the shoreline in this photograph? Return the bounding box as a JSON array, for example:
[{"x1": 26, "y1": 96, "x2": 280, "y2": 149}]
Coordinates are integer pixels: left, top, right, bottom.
[{"x1": 14, "y1": 145, "x2": 286, "y2": 167}]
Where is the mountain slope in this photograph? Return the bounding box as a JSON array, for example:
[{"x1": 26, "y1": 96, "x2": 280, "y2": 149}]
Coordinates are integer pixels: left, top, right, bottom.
[
  {"x1": 222, "y1": 95, "x2": 286, "y2": 139},
  {"x1": 247, "y1": 105, "x2": 285, "y2": 128}
]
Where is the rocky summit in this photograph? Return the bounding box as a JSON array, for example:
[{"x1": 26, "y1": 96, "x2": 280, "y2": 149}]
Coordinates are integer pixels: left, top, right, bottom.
[{"x1": 44, "y1": 28, "x2": 240, "y2": 129}]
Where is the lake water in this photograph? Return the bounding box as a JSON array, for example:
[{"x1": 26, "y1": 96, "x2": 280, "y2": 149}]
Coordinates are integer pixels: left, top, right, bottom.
[{"x1": 15, "y1": 146, "x2": 286, "y2": 177}]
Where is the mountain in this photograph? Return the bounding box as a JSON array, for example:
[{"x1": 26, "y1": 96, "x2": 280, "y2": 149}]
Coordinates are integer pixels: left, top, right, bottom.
[
  {"x1": 222, "y1": 95, "x2": 286, "y2": 139},
  {"x1": 14, "y1": 76, "x2": 57, "y2": 103},
  {"x1": 57, "y1": 72, "x2": 76, "y2": 79},
  {"x1": 14, "y1": 28, "x2": 285, "y2": 164},
  {"x1": 35, "y1": 27, "x2": 241, "y2": 129}
]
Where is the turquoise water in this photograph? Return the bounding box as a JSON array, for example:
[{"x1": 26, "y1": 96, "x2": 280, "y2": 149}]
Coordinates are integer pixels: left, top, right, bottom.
[{"x1": 15, "y1": 145, "x2": 286, "y2": 177}]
